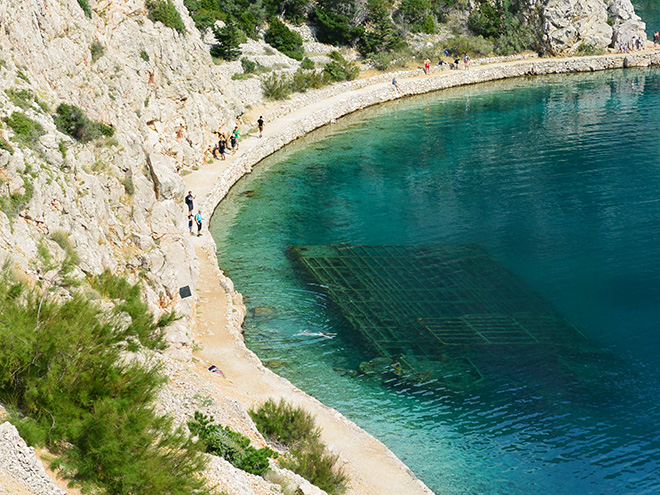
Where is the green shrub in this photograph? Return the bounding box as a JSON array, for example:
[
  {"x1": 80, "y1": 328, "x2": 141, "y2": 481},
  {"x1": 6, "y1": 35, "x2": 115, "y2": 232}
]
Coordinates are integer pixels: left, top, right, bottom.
[
  {"x1": 265, "y1": 17, "x2": 304, "y2": 61},
  {"x1": 262, "y1": 73, "x2": 293, "y2": 100},
  {"x1": 0, "y1": 268, "x2": 208, "y2": 494},
  {"x1": 575, "y1": 43, "x2": 604, "y2": 56},
  {"x1": 90, "y1": 41, "x2": 105, "y2": 62},
  {"x1": 77, "y1": 0, "x2": 92, "y2": 17},
  {"x1": 0, "y1": 176, "x2": 33, "y2": 218},
  {"x1": 301, "y1": 57, "x2": 315, "y2": 69},
  {"x1": 292, "y1": 68, "x2": 325, "y2": 92},
  {"x1": 3, "y1": 112, "x2": 45, "y2": 146},
  {"x1": 323, "y1": 51, "x2": 360, "y2": 82},
  {"x1": 494, "y1": 15, "x2": 539, "y2": 55},
  {"x1": 0, "y1": 138, "x2": 13, "y2": 155},
  {"x1": 54, "y1": 103, "x2": 115, "y2": 143},
  {"x1": 251, "y1": 399, "x2": 347, "y2": 495},
  {"x1": 188, "y1": 411, "x2": 277, "y2": 476},
  {"x1": 5, "y1": 88, "x2": 35, "y2": 110},
  {"x1": 146, "y1": 0, "x2": 186, "y2": 33},
  {"x1": 310, "y1": 7, "x2": 361, "y2": 46},
  {"x1": 281, "y1": 441, "x2": 347, "y2": 495},
  {"x1": 211, "y1": 18, "x2": 243, "y2": 61},
  {"x1": 140, "y1": 49, "x2": 150, "y2": 61},
  {"x1": 250, "y1": 399, "x2": 321, "y2": 446},
  {"x1": 232, "y1": 72, "x2": 251, "y2": 80},
  {"x1": 241, "y1": 57, "x2": 257, "y2": 73},
  {"x1": 443, "y1": 35, "x2": 494, "y2": 57}
]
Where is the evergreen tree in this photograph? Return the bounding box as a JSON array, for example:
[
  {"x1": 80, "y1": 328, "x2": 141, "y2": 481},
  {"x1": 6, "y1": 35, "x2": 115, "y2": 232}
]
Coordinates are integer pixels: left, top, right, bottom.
[{"x1": 212, "y1": 18, "x2": 242, "y2": 60}]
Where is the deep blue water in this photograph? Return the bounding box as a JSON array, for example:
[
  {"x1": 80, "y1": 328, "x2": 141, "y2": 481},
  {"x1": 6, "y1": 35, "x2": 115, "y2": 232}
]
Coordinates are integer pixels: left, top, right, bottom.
[{"x1": 211, "y1": 70, "x2": 660, "y2": 494}]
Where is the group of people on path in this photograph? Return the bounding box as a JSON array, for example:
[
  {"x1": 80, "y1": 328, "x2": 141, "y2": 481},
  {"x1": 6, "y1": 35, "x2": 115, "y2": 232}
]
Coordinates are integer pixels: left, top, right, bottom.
[
  {"x1": 212, "y1": 126, "x2": 240, "y2": 160},
  {"x1": 211, "y1": 117, "x2": 265, "y2": 160},
  {"x1": 185, "y1": 191, "x2": 203, "y2": 237},
  {"x1": 423, "y1": 53, "x2": 469, "y2": 74}
]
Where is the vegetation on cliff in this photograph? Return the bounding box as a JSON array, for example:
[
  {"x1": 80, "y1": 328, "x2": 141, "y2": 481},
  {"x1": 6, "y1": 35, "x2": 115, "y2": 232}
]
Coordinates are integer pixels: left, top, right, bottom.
[
  {"x1": 251, "y1": 399, "x2": 348, "y2": 495},
  {"x1": 0, "y1": 261, "x2": 210, "y2": 494}
]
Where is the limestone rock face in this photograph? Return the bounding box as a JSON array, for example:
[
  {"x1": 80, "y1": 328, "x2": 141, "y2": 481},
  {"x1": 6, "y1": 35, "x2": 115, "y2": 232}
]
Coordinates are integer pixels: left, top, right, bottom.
[
  {"x1": 608, "y1": 0, "x2": 647, "y2": 46},
  {"x1": 538, "y1": 0, "x2": 647, "y2": 55},
  {"x1": 0, "y1": 0, "x2": 244, "y2": 361},
  {"x1": 541, "y1": 0, "x2": 613, "y2": 55},
  {"x1": 0, "y1": 422, "x2": 65, "y2": 495}
]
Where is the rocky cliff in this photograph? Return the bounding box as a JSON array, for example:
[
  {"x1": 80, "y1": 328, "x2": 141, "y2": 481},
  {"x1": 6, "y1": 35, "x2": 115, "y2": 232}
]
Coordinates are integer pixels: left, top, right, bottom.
[
  {"x1": 0, "y1": 0, "x2": 249, "y2": 360},
  {"x1": 540, "y1": 0, "x2": 647, "y2": 54}
]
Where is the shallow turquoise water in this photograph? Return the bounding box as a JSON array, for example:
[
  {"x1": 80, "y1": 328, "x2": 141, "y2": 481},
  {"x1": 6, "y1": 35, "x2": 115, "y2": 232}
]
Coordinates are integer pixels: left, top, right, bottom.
[{"x1": 211, "y1": 70, "x2": 660, "y2": 494}]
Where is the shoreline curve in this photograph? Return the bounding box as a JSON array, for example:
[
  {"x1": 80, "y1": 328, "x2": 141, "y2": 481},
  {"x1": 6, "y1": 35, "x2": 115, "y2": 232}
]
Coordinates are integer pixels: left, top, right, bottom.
[{"x1": 182, "y1": 50, "x2": 660, "y2": 495}]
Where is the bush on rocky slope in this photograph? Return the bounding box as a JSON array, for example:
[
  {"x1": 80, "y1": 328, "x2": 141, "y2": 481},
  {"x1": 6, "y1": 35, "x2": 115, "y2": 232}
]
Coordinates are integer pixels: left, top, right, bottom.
[{"x1": 0, "y1": 266, "x2": 209, "y2": 494}]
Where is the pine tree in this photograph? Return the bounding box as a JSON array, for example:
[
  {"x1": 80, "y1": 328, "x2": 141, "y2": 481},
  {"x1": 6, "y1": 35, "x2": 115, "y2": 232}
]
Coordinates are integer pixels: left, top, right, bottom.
[{"x1": 212, "y1": 18, "x2": 242, "y2": 60}]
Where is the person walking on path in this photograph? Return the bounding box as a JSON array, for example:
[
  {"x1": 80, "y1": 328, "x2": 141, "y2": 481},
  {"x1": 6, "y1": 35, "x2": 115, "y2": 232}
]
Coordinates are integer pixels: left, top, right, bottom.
[
  {"x1": 185, "y1": 191, "x2": 195, "y2": 213},
  {"x1": 218, "y1": 135, "x2": 227, "y2": 160},
  {"x1": 654, "y1": 31, "x2": 659, "y2": 46},
  {"x1": 230, "y1": 133, "x2": 237, "y2": 154},
  {"x1": 464, "y1": 54, "x2": 470, "y2": 69},
  {"x1": 392, "y1": 77, "x2": 400, "y2": 93},
  {"x1": 188, "y1": 213, "x2": 194, "y2": 235},
  {"x1": 232, "y1": 126, "x2": 240, "y2": 152},
  {"x1": 194, "y1": 210, "x2": 203, "y2": 237},
  {"x1": 257, "y1": 116, "x2": 264, "y2": 138},
  {"x1": 424, "y1": 58, "x2": 431, "y2": 75}
]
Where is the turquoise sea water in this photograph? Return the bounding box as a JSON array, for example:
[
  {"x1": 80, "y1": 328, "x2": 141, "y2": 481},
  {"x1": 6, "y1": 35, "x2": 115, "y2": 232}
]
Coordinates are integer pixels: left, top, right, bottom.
[{"x1": 211, "y1": 69, "x2": 660, "y2": 494}]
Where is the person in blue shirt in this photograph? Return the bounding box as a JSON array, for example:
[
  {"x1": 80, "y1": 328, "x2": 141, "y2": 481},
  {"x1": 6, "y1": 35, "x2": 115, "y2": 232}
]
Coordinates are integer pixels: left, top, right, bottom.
[{"x1": 194, "y1": 210, "x2": 203, "y2": 237}]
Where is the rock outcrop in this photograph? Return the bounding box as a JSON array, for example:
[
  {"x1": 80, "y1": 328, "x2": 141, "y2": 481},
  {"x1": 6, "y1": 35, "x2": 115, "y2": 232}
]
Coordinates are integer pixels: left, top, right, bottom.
[{"x1": 539, "y1": 0, "x2": 646, "y2": 54}]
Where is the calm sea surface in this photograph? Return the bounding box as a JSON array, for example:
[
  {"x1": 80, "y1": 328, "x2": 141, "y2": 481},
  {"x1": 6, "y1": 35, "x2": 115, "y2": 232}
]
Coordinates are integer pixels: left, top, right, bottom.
[{"x1": 210, "y1": 69, "x2": 660, "y2": 493}]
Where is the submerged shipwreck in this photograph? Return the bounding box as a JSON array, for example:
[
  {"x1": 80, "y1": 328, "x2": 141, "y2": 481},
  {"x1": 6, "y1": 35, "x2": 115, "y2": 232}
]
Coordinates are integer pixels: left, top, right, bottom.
[{"x1": 289, "y1": 244, "x2": 598, "y2": 390}]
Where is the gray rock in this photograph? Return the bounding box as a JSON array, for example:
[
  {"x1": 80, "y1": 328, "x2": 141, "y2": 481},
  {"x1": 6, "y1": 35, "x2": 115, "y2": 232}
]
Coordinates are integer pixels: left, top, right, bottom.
[
  {"x1": 541, "y1": 0, "x2": 613, "y2": 55},
  {"x1": 147, "y1": 153, "x2": 185, "y2": 201}
]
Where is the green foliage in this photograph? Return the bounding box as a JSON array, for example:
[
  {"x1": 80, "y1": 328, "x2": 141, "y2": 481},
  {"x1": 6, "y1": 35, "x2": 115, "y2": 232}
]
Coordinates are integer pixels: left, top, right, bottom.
[
  {"x1": 399, "y1": 0, "x2": 434, "y2": 33},
  {"x1": 280, "y1": 0, "x2": 312, "y2": 24},
  {"x1": 50, "y1": 230, "x2": 80, "y2": 264},
  {"x1": 211, "y1": 18, "x2": 243, "y2": 61},
  {"x1": 281, "y1": 441, "x2": 347, "y2": 495},
  {"x1": 122, "y1": 177, "x2": 135, "y2": 196},
  {"x1": 140, "y1": 49, "x2": 150, "y2": 61},
  {"x1": 367, "y1": 49, "x2": 410, "y2": 70},
  {"x1": 188, "y1": 411, "x2": 277, "y2": 475},
  {"x1": 262, "y1": 73, "x2": 293, "y2": 99},
  {"x1": 494, "y1": 15, "x2": 539, "y2": 55},
  {"x1": 5, "y1": 88, "x2": 35, "y2": 110},
  {"x1": 0, "y1": 138, "x2": 13, "y2": 155},
  {"x1": 3, "y1": 112, "x2": 45, "y2": 146},
  {"x1": 323, "y1": 51, "x2": 360, "y2": 82},
  {"x1": 265, "y1": 17, "x2": 304, "y2": 60},
  {"x1": 301, "y1": 57, "x2": 315, "y2": 69},
  {"x1": 576, "y1": 43, "x2": 604, "y2": 56},
  {"x1": 0, "y1": 176, "x2": 33, "y2": 218},
  {"x1": 251, "y1": 399, "x2": 347, "y2": 495},
  {"x1": 232, "y1": 72, "x2": 252, "y2": 80},
  {"x1": 310, "y1": 7, "x2": 361, "y2": 46},
  {"x1": 16, "y1": 69, "x2": 29, "y2": 83},
  {"x1": 250, "y1": 398, "x2": 321, "y2": 446},
  {"x1": 292, "y1": 68, "x2": 325, "y2": 92},
  {"x1": 241, "y1": 57, "x2": 257, "y2": 73},
  {"x1": 89, "y1": 269, "x2": 176, "y2": 350},
  {"x1": 468, "y1": 0, "x2": 539, "y2": 55},
  {"x1": 90, "y1": 41, "x2": 105, "y2": 62},
  {"x1": 54, "y1": 103, "x2": 115, "y2": 143},
  {"x1": 184, "y1": 0, "x2": 226, "y2": 30},
  {"x1": 0, "y1": 268, "x2": 208, "y2": 494},
  {"x1": 358, "y1": 0, "x2": 406, "y2": 56},
  {"x1": 77, "y1": 0, "x2": 92, "y2": 18},
  {"x1": 146, "y1": 0, "x2": 186, "y2": 33},
  {"x1": 443, "y1": 35, "x2": 494, "y2": 57}
]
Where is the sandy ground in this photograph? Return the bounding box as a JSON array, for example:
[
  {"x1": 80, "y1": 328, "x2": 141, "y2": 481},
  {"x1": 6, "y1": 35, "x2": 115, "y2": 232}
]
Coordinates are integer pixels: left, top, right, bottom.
[{"x1": 182, "y1": 47, "x2": 660, "y2": 495}]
